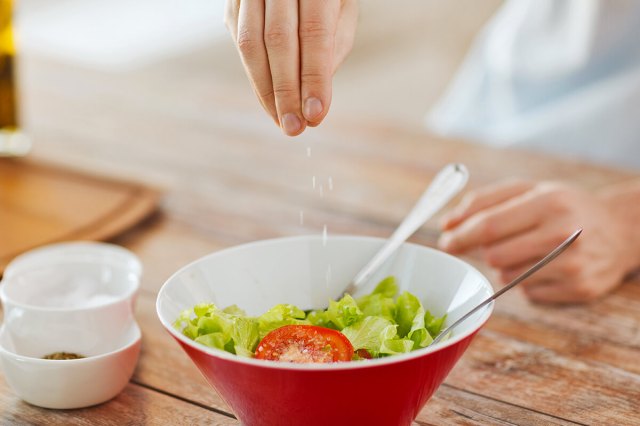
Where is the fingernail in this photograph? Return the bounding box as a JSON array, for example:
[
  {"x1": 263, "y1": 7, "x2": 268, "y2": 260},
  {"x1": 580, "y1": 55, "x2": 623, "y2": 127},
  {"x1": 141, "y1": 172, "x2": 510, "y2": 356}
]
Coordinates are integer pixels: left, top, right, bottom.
[
  {"x1": 303, "y1": 97, "x2": 323, "y2": 121},
  {"x1": 282, "y1": 113, "x2": 302, "y2": 135},
  {"x1": 441, "y1": 209, "x2": 464, "y2": 230}
]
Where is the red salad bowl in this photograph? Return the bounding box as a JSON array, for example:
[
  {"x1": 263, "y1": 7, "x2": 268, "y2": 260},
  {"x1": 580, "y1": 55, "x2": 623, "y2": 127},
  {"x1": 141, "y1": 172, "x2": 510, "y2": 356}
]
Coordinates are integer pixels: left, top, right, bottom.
[{"x1": 157, "y1": 236, "x2": 493, "y2": 426}]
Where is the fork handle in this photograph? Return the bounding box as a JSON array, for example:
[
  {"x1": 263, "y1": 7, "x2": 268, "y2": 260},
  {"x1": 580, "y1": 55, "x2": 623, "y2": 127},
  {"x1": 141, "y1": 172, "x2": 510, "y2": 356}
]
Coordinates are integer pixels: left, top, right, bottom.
[{"x1": 344, "y1": 163, "x2": 469, "y2": 295}]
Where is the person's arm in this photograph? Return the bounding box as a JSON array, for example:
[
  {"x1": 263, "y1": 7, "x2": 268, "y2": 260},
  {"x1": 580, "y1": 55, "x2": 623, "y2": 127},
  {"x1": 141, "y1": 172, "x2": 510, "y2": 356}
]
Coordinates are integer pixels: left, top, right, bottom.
[
  {"x1": 438, "y1": 179, "x2": 640, "y2": 304},
  {"x1": 225, "y1": 0, "x2": 358, "y2": 136}
]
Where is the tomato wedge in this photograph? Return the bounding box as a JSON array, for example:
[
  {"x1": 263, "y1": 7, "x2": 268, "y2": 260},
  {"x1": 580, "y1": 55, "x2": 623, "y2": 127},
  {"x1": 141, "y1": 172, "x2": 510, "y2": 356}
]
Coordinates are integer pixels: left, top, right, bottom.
[
  {"x1": 254, "y1": 325, "x2": 354, "y2": 363},
  {"x1": 355, "y1": 349, "x2": 372, "y2": 360}
]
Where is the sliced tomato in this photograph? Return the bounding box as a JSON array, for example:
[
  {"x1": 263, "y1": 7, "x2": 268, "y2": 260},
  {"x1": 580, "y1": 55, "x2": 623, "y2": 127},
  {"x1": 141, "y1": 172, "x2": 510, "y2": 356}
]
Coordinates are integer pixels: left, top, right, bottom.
[
  {"x1": 254, "y1": 325, "x2": 354, "y2": 363},
  {"x1": 355, "y1": 349, "x2": 372, "y2": 360}
]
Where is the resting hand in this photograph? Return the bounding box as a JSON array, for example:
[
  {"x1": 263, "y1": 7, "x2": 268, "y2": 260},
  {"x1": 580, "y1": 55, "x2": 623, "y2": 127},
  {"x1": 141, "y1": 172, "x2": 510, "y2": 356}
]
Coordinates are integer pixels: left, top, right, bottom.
[
  {"x1": 438, "y1": 180, "x2": 640, "y2": 304},
  {"x1": 225, "y1": 0, "x2": 358, "y2": 136}
]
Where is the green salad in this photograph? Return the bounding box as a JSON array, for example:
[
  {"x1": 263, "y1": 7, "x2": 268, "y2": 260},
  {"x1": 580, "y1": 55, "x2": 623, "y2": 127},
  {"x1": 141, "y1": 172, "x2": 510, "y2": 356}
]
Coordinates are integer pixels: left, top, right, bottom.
[{"x1": 174, "y1": 276, "x2": 446, "y2": 361}]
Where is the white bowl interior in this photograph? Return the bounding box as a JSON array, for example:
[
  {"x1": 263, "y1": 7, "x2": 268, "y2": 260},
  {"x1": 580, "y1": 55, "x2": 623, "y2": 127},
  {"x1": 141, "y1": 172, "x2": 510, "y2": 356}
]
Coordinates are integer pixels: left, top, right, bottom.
[{"x1": 158, "y1": 236, "x2": 494, "y2": 349}]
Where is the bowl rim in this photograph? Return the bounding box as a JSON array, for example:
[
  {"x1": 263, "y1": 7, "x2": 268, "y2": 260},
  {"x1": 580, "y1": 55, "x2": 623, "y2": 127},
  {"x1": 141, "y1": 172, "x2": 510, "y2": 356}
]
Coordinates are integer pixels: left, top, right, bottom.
[
  {"x1": 3, "y1": 241, "x2": 143, "y2": 280},
  {"x1": 156, "y1": 234, "x2": 494, "y2": 371},
  {"x1": 0, "y1": 241, "x2": 142, "y2": 313},
  {"x1": 0, "y1": 321, "x2": 142, "y2": 364}
]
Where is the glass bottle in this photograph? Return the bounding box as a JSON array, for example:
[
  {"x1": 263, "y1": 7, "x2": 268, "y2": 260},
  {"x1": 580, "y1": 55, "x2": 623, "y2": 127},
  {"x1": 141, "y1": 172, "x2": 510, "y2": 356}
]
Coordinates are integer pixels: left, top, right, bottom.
[{"x1": 0, "y1": 0, "x2": 30, "y2": 157}]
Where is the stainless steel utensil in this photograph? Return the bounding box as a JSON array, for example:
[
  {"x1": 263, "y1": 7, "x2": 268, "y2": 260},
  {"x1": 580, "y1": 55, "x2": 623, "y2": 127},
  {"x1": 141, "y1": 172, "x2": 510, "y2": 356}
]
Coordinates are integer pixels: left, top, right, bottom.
[
  {"x1": 430, "y1": 228, "x2": 583, "y2": 345},
  {"x1": 342, "y1": 163, "x2": 469, "y2": 297}
]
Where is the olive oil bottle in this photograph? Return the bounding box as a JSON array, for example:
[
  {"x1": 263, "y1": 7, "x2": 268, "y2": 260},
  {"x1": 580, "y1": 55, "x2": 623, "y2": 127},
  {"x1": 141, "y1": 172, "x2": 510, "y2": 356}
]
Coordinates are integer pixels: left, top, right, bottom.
[{"x1": 0, "y1": 0, "x2": 30, "y2": 157}]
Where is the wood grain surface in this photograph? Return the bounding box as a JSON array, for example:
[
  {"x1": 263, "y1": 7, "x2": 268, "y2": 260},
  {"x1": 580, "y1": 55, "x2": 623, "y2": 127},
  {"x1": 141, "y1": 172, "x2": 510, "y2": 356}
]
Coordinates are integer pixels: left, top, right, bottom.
[
  {"x1": 2, "y1": 1, "x2": 639, "y2": 425},
  {"x1": 0, "y1": 158, "x2": 160, "y2": 273}
]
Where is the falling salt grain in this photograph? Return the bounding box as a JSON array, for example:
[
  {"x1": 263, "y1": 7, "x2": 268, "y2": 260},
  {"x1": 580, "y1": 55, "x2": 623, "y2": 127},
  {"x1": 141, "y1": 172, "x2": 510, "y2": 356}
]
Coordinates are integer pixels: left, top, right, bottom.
[
  {"x1": 322, "y1": 225, "x2": 328, "y2": 246},
  {"x1": 328, "y1": 176, "x2": 333, "y2": 191},
  {"x1": 312, "y1": 176, "x2": 316, "y2": 189},
  {"x1": 307, "y1": 147, "x2": 311, "y2": 157},
  {"x1": 299, "y1": 210, "x2": 304, "y2": 225},
  {"x1": 325, "y1": 264, "x2": 332, "y2": 288}
]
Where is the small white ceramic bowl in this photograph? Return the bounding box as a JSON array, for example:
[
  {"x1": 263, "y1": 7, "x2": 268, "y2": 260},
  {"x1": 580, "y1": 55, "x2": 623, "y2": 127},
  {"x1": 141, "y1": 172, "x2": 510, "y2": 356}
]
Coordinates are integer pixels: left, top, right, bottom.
[
  {"x1": 0, "y1": 321, "x2": 141, "y2": 409},
  {"x1": 0, "y1": 242, "x2": 142, "y2": 357}
]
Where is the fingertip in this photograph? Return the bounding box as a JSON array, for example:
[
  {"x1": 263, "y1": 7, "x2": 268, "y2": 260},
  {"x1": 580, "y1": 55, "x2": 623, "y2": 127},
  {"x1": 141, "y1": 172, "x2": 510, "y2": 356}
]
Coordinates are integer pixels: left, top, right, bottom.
[
  {"x1": 303, "y1": 97, "x2": 324, "y2": 122},
  {"x1": 441, "y1": 203, "x2": 470, "y2": 229},
  {"x1": 281, "y1": 113, "x2": 306, "y2": 136},
  {"x1": 437, "y1": 232, "x2": 456, "y2": 253},
  {"x1": 439, "y1": 213, "x2": 459, "y2": 231}
]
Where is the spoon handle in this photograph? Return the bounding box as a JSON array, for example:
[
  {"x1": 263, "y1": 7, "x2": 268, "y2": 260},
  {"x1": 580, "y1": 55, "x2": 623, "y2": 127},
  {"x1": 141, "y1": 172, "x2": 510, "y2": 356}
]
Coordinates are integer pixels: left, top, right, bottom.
[
  {"x1": 431, "y1": 228, "x2": 583, "y2": 345},
  {"x1": 344, "y1": 163, "x2": 469, "y2": 296}
]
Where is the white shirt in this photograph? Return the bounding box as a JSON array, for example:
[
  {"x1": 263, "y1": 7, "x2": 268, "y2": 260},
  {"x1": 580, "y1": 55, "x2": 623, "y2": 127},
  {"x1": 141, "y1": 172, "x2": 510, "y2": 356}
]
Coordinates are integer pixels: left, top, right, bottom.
[{"x1": 427, "y1": 0, "x2": 640, "y2": 170}]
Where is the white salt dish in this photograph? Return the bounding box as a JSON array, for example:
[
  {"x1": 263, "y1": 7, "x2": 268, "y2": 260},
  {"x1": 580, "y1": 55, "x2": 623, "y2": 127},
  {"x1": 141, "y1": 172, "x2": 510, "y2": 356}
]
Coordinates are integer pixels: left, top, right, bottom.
[
  {"x1": 0, "y1": 321, "x2": 141, "y2": 409},
  {"x1": 0, "y1": 242, "x2": 142, "y2": 356},
  {"x1": 0, "y1": 242, "x2": 143, "y2": 408}
]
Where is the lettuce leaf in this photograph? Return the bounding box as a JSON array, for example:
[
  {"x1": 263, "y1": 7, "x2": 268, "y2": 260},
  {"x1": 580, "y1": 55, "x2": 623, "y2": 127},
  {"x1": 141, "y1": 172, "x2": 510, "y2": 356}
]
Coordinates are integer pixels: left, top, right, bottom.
[
  {"x1": 324, "y1": 294, "x2": 363, "y2": 329},
  {"x1": 371, "y1": 276, "x2": 398, "y2": 297},
  {"x1": 305, "y1": 309, "x2": 333, "y2": 328},
  {"x1": 341, "y1": 316, "x2": 397, "y2": 357},
  {"x1": 222, "y1": 304, "x2": 247, "y2": 316},
  {"x1": 355, "y1": 277, "x2": 398, "y2": 321},
  {"x1": 425, "y1": 310, "x2": 447, "y2": 338},
  {"x1": 258, "y1": 304, "x2": 308, "y2": 338},
  {"x1": 356, "y1": 293, "x2": 396, "y2": 321},
  {"x1": 380, "y1": 338, "x2": 415, "y2": 355},
  {"x1": 231, "y1": 316, "x2": 260, "y2": 357},
  {"x1": 306, "y1": 294, "x2": 364, "y2": 329},
  {"x1": 174, "y1": 302, "x2": 260, "y2": 357},
  {"x1": 195, "y1": 332, "x2": 230, "y2": 350},
  {"x1": 395, "y1": 291, "x2": 421, "y2": 337}
]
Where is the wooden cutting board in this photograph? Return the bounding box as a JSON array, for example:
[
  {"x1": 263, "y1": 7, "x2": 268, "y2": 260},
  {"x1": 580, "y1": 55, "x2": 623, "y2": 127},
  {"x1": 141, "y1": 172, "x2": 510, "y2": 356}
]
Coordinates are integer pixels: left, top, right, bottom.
[{"x1": 0, "y1": 158, "x2": 161, "y2": 274}]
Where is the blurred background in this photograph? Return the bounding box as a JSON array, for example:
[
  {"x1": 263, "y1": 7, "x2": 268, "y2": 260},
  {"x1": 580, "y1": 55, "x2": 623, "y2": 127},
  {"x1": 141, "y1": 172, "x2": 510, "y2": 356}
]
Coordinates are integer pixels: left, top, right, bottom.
[
  {"x1": 2, "y1": 0, "x2": 522, "y2": 280},
  {"x1": 13, "y1": 0, "x2": 500, "y2": 163},
  {"x1": 2, "y1": 0, "x2": 500, "y2": 250}
]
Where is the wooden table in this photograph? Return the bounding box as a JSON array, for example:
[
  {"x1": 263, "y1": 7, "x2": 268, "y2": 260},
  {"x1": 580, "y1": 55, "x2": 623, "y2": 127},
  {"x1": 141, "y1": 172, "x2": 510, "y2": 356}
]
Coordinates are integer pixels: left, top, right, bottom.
[{"x1": 2, "y1": 2, "x2": 640, "y2": 424}]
